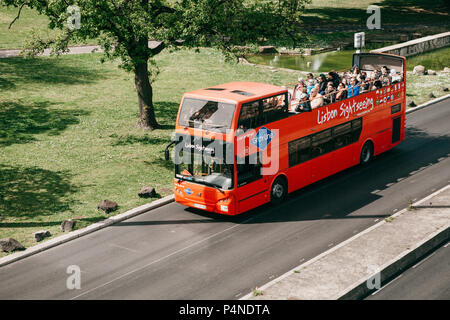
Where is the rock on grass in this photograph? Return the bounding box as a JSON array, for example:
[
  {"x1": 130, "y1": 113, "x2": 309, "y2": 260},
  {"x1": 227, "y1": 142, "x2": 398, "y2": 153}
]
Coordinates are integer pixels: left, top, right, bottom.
[
  {"x1": 61, "y1": 219, "x2": 77, "y2": 232},
  {"x1": 138, "y1": 186, "x2": 156, "y2": 198},
  {"x1": 34, "y1": 230, "x2": 51, "y2": 242},
  {"x1": 0, "y1": 238, "x2": 25, "y2": 252},
  {"x1": 98, "y1": 200, "x2": 118, "y2": 214}
]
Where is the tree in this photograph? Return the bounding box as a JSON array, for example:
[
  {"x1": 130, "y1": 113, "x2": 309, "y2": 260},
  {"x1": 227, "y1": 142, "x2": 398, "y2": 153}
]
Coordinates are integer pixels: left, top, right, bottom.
[{"x1": 1, "y1": 0, "x2": 311, "y2": 131}]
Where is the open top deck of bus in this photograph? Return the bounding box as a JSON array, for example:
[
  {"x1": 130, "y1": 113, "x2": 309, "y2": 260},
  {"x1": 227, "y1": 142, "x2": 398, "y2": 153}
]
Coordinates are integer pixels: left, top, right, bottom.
[{"x1": 184, "y1": 81, "x2": 287, "y2": 104}]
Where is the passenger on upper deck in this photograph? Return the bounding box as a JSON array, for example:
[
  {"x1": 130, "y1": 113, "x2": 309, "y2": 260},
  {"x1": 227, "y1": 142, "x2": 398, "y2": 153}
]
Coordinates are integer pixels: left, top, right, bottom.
[
  {"x1": 306, "y1": 79, "x2": 315, "y2": 95},
  {"x1": 306, "y1": 73, "x2": 317, "y2": 85},
  {"x1": 295, "y1": 93, "x2": 312, "y2": 113},
  {"x1": 390, "y1": 69, "x2": 402, "y2": 84},
  {"x1": 327, "y1": 71, "x2": 341, "y2": 89},
  {"x1": 381, "y1": 66, "x2": 391, "y2": 87},
  {"x1": 323, "y1": 82, "x2": 336, "y2": 105},
  {"x1": 310, "y1": 87, "x2": 324, "y2": 109},
  {"x1": 336, "y1": 82, "x2": 348, "y2": 101},
  {"x1": 318, "y1": 74, "x2": 327, "y2": 95},
  {"x1": 347, "y1": 77, "x2": 360, "y2": 98}
]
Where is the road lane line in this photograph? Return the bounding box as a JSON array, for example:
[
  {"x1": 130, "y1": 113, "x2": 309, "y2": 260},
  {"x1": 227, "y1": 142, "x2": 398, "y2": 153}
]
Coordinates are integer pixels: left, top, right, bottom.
[
  {"x1": 412, "y1": 252, "x2": 436, "y2": 269},
  {"x1": 70, "y1": 215, "x2": 256, "y2": 300},
  {"x1": 371, "y1": 274, "x2": 403, "y2": 295}
]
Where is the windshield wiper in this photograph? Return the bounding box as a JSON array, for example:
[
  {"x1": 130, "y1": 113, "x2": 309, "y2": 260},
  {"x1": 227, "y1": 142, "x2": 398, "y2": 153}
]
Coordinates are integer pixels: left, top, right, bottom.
[{"x1": 201, "y1": 180, "x2": 225, "y2": 194}]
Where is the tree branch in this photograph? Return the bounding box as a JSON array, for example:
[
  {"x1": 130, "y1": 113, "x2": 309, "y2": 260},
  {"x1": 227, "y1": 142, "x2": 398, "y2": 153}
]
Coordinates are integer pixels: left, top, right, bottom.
[{"x1": 9, "y1": 3, "x2": 25, "y2": 29}]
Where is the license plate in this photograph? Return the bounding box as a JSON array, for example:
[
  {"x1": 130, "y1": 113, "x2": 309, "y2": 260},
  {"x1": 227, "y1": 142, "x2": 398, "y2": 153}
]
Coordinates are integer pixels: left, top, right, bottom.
[{"x1": 193, "y1": 203, "x2": 207, "y2": 210}]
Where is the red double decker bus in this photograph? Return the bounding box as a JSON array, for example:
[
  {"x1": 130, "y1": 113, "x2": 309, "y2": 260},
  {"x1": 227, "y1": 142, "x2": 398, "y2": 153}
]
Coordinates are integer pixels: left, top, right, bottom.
[{"x1": 166, "y1": 53, "x2": 406, "y2": 215}]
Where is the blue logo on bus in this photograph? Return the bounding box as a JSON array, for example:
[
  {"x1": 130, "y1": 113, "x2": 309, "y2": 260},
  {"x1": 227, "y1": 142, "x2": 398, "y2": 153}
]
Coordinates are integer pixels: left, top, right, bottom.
[
  {"x1": 184, "y1": 188, "x2": 193, "y2": 195},
  {"x1": 250, "y1": 127, "x2": 275, "y2": 151}
]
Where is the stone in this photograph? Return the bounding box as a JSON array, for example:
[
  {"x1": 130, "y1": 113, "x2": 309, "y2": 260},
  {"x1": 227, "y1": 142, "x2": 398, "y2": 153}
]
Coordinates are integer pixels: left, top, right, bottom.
[
  {"x1": 0, "y1": 238, "x2": 25, "y2": 252},
  {"x1": 60, "y1": 219, "x2": 77, "y2": 232},
  {"x1": 441, "y1": 87, "x2": 449, "y2": 92},
  {"x1": 34, "y1": 230, "x2": 51, "y2": 242},
  {"x1": 442, "y1": 67, "x2": 450, "y2": 73},
  {"x1": 97, "y1": 199, "x2": 118, "y2": 214},
  {"x1": 428, "y1": 93, "x2": 436, "y2": 98},
  {"x1": 303, "y1": 48, "x2": 312, "y2": 56},
  {"x1": 408, "y1": 101, "x2": 416, "y2": 107},
  {"x1": 412, "y1": 65, "x2": 425, "y2": 76},
  {"x1": 259, "y1": 46, "x2": 277, "y2": 54},
  {"x1": 238, "y1": 57, "x2": 255, "y2": 66},
  {"x1": 138, "y1": 186, "x2": 156, "y2": 198},
  {"x1": 427, "y1": 69, "x2": 437, "y2": 75}
]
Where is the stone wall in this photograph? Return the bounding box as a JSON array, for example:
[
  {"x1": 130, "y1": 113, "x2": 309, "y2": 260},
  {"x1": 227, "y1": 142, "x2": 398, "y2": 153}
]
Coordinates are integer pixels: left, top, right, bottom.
[{"x1": 371, "y1": 32, "x2": 450, "y2": 57}]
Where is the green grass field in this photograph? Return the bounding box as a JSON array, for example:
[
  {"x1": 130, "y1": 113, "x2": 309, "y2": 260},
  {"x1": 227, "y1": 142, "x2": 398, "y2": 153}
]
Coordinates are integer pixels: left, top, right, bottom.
[
  {"x1": 0, "y1": 49, "x2": 301, "y2": 255},
  {"x1": 0, "y1": 6, "x2": 55, "y2": 49},
  {"x1": 304, "y1": 0, "x2": 450, "y2": 26}
]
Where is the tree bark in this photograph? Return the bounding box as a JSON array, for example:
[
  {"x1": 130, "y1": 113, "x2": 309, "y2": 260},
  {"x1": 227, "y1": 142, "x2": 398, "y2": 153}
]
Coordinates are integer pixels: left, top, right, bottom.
[{"x1": 134, "y1": 61, "x2": 159, "y2": 130}]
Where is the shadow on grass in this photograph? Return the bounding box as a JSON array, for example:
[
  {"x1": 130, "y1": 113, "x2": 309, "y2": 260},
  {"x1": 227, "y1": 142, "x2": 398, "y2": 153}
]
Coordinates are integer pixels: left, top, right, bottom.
[
  {"x1": 302, "y1": 0, "x2": 449, "y2": 27},
  {"x1": 154, "y1": 101, "x2": 179, "y2": 129},
  {"x1": 0, "y1": 56, "x2": 107, "y2": 87},
  {"x1": 0, "y1": 100, "x2": 89, "y2": 147},
  {"x1": 110, "y1": 134, "x2": 169, "y2": 146},
  {"x1": 145, "y1": 156, "x2": 173, "y2": 171},
  {"x1": 0, "y1": 164, "x2": 80, "y2": 219},
  {"x1": 0, "y1": 76, "x2": 15, "y2": 90},
  {"x1": 0, "y1": 216, "x2": 103, "y2": 229}
]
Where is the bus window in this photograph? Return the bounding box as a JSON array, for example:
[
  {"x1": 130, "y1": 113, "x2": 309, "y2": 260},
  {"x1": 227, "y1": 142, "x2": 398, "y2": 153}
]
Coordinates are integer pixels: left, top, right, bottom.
[
  {"x1": 289, "y1": 136, "x2": 311, "y2": 167},
  {"x1": 238, "y1": 101, "x2": 261, "y2": 132},
  {"x1": 351, "y1": 118, "x2": 363, "y2": 143},
  {"x1": 236, "y1": 154, "x2": 262, "y2": 187},
  {"x1": 311, "y1": 129, "x2": 333, "y2": 158},
  {"x1": 261, "y1": 94, "x2": 288, "y2": 125},
  {"x1": 333, "y1": 122, "x2": 352, "y2": 148}
]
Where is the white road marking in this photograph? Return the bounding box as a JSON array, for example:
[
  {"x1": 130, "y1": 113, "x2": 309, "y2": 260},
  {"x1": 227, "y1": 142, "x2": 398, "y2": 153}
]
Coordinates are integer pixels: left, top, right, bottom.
[
  {"x1": 71, "y1": 215, "x2": 256, "y2": 300},
  {"x1": 109, "y1": 244, "x2": 139, "y2": 253},
  {"x1": 412, "y1": 252, "x2": 436, "y2": 269},
  {"x1": 371, "y1": 274, "x2": 403, "y2": 295}
]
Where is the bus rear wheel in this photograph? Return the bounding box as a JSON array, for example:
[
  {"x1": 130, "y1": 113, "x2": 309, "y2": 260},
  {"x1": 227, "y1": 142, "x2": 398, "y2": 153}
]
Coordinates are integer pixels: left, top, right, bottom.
[
  {"x1": 360, "y1": 141, "x2": 374, "y2": 165},
  {"x1": 270, "y1": 177, "x2": 287, "y2": 205}
]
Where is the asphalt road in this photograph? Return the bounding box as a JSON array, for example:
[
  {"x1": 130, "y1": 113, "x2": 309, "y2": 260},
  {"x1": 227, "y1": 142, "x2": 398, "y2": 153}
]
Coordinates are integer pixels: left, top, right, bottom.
[
  {"x1": 1, "y1": 99, "x2": 450, "y2": 300},
  {"x1": 367, "y1": 242, "x2": 450, "y2": 300}
]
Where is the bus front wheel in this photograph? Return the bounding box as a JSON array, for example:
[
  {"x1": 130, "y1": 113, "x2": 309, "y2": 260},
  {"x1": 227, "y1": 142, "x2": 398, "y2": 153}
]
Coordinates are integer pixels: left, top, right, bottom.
[
  {"x1": 270, "y1": 177, "x2": 287, "y2": 205},
  {"x1": 360, "y1": 141, "x2": 374, "y2": 165}
]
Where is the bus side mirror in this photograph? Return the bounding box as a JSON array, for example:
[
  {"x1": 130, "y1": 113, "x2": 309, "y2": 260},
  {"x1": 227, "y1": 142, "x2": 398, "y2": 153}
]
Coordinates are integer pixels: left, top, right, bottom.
[
  {"x1": 165, "y1": 149, "x2": 170, "y2": 161},
  {"x1": 165, "y1": 141, "x2": 176, "y2": 161}
]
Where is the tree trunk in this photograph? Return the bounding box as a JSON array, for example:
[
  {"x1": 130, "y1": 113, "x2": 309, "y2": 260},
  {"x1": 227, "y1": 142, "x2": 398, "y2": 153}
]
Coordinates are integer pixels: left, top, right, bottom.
[{"x1": 134, "y1": 61, "x2": 159, "y2": 130}]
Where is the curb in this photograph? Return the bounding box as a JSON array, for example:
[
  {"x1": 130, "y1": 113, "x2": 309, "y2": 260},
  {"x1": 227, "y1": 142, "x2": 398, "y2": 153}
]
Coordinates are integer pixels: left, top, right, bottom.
[
  {"x1": 337, "y1": 223, "x2": 450, "y2": 300},
  {"x1": 0, "y1": 195, "x2": 174, "y2": 268},
  {"x1": 406, "y1": 94, "x2": 450, "y2": 114},
  {"x1": 241, "y1": 184, "x2": 450, "y2": 300}
]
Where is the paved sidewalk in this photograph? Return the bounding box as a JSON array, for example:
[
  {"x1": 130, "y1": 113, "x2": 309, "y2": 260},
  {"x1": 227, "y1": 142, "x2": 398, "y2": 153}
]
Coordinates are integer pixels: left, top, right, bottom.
[
  {"x1": 244, "y1": 184, "x2": 450, "y2": 300},
  {"x1": 0, "y1": 41, "x2": 162, "y2": 58}
]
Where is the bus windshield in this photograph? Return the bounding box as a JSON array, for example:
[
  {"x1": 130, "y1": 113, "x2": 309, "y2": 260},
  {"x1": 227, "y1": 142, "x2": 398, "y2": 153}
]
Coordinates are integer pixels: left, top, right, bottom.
[
  {"x1": 178, "y1": 98, "x2": 236, "y2": 132},
  {"x1": 175, "y1": 151, "x2": 234, "y2": 190}
]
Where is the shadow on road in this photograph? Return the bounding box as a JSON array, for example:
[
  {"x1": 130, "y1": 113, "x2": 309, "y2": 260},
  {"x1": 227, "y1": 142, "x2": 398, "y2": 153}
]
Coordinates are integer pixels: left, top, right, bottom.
[{"x1": 115, "y1": 125, "x2": 450, "y2": 227}]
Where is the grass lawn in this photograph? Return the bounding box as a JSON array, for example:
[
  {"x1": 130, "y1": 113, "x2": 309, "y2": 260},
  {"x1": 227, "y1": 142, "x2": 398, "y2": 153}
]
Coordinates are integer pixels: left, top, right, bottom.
[
  {"x1": 304, "y1": 0, "x2": 450, "y2": 26},
  {"x1": 0, "y1": 49, "x2": 300, "y2": 256},
  {"x1": 0, "y1": 6, "x2": 55, "y2": 49}
]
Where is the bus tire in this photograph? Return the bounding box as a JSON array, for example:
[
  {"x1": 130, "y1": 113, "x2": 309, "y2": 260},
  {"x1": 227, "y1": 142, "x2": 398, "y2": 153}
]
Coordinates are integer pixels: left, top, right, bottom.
[
  {"x1": 270, "y1": 176, "x2": 287, "y2": 205},
  {"x1": 360, "y1": 141, "x2": 374, "y2": 165}
]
